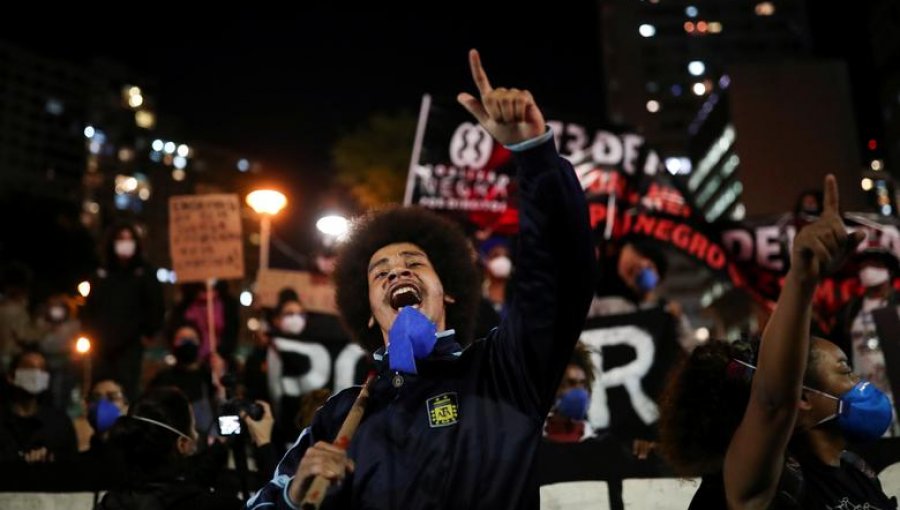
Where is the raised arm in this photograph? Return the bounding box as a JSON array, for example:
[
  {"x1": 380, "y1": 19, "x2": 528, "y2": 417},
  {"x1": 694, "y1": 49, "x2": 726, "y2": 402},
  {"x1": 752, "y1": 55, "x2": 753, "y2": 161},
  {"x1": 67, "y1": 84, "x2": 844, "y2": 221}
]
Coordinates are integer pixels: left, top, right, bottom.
[
  {"x1": 458, "y1": 50, "x2": 594, "y2": 413},
  {"x1": 723, "y1": 175, "x2": 864, "y2": 508}
]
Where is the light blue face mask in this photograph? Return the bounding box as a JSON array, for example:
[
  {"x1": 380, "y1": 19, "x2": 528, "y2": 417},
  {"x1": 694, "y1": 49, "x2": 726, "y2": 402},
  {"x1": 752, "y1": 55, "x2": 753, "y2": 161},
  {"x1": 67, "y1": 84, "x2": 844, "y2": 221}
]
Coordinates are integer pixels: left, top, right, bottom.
[{"x1": 806, "y1": 381, "x2": 893, "y2": 443}]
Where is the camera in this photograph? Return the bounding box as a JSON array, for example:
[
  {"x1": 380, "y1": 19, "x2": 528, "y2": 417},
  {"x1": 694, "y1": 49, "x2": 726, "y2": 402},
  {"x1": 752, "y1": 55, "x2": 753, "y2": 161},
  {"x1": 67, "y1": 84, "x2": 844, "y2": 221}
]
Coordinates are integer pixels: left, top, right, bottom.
[{"x1": 217, "y1": 398, "x2": 264, "y2": 436}]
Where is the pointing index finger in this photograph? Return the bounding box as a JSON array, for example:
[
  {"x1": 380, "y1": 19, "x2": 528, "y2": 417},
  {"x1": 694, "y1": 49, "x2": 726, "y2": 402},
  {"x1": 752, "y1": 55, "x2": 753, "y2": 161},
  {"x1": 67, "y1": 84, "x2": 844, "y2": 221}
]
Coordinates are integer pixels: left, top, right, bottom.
[{"x1": 468, "y1": 49, "x2": 493, "y2": 97}]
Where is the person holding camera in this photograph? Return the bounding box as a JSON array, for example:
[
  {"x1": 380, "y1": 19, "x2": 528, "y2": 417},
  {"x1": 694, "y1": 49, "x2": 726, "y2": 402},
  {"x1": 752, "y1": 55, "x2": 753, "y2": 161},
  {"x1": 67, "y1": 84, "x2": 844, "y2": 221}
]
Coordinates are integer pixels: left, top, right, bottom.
[
  {"x1": 96, "y1": 386, "x2": 243, "y2": 510},
  {"x1": 241, "y1": 400, "x2": 279, "y2": 491}
]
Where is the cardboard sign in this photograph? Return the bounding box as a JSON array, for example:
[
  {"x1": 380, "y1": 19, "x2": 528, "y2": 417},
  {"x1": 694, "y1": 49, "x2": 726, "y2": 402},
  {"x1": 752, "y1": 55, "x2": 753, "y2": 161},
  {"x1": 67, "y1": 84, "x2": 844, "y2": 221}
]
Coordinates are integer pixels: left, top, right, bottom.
[
  {"x1": 169, "y1": 194, "x2": 244, "y2": 283},
  {"x1": 255, "y1": 269, "x2": 338, "y2": 315}
]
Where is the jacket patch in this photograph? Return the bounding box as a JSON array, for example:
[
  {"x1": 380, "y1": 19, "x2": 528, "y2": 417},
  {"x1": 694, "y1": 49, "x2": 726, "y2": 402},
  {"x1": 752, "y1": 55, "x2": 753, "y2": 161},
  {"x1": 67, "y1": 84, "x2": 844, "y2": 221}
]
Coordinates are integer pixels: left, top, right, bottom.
[{"x1": 427, "y1": 392, "x2": 459, "y2": 428}]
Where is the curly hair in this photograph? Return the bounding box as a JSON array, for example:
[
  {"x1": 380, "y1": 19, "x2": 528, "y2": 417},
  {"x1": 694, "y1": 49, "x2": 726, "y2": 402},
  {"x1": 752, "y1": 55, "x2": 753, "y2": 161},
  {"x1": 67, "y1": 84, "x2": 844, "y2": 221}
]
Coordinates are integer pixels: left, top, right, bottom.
[
  {"x1": 334, "y1": 206, "x2": 481, "y2": 352},
  {"x1": 657, "y1": 339, "x2": 756, "y2": 476}
]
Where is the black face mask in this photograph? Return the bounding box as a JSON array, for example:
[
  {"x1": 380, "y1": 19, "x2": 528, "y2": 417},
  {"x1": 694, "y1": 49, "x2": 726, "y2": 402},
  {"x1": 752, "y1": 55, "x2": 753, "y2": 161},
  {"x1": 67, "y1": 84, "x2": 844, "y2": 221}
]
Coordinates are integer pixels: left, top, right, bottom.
[{"x1": 173, "y1": 342, "x2": 199, "y2": 365}]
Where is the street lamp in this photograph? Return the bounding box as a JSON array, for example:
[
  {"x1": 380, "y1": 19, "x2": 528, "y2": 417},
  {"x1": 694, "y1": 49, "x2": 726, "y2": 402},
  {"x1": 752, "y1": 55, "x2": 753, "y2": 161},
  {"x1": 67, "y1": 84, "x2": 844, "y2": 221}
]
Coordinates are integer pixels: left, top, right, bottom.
[
  {"x1": 77, "y1": 281, "x2": 91, "y2": 298},
  {"x1": 246, "y1": 189, "x2": 287, "y2": 271},
  {"x1": 316, "y1": 214, "x2": 349, "y2": 240}
]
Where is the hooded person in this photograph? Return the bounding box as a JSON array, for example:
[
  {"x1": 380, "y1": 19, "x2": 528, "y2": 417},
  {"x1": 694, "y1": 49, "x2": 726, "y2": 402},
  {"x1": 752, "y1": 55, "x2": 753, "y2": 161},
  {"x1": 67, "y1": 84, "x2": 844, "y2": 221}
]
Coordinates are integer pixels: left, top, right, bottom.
[{"x1": 81, "y1": 223, "x2": 164, "y2": 400}]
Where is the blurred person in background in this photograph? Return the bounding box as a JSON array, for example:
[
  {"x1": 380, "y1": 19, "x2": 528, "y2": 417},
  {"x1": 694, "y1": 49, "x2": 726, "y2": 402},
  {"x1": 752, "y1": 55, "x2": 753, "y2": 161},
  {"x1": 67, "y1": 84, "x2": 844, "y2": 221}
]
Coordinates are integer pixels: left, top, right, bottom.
[
  {"x1": 480, "y1": 236, "x2": 514, "y2": 319},
  {"x1": 172, "y1": 280, "x2": 240, "y2": 366},
  {"x1": 832, "y1": 247, "x2": 900, "y2": 437},
  {"x1": 0, "y1": 262, "x2": 37, "y2": 368},
  {"x1": 33, "y1": 293, "x2": 81, "y2": 408},
  {"x1": 149, "y1": 321, "x2": 219, "y2": 443},
  {"x1": 592, "y1": 238, "x2": 694, "y2": 352},
  {"x1": 265, "y1": 293, "x2": 313, "y2": 441},
  {"x1": 544, "y1": 342, "x2": 596, "y2": 443},
  {"x1": 83, "y1": 378, "x2": 129, "y2": 450},
  {"x1": 82, "y1": 223, "x2": 164, "y2": 400},
  {"x1": 0, "y1": 348, "x2": 76, "y2": 464},
  {"x1": 589, "y1": 237, "x2": 697, "y2": 461}
]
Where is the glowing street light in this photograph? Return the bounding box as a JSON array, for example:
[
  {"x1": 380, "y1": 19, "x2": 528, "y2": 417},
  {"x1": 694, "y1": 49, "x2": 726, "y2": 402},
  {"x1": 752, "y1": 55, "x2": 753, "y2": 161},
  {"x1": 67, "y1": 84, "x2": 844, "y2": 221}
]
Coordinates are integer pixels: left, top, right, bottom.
[
  {"x1": 246, "y1": 190, "x2": 287, "y2": 216},
  {"x1": 316, "y1": 214, "x2": 349, "y2": 239},
  {"x1": 76, "y1": 336, "x2": 91, "y2": 354},
  {"x1": 246, "y1": 189, "x2": 288, "y2": 272},
  {"x1": 78, "y1": 281, "x2": 91, "y2": 298}
]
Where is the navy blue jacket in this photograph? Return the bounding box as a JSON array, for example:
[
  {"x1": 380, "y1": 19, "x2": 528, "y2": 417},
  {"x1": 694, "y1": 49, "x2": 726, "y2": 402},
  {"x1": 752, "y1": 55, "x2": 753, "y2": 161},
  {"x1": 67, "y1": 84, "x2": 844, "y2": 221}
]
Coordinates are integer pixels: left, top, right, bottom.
[{"x1": 248, "y1": 138, "x2": 594, "y2": 509}]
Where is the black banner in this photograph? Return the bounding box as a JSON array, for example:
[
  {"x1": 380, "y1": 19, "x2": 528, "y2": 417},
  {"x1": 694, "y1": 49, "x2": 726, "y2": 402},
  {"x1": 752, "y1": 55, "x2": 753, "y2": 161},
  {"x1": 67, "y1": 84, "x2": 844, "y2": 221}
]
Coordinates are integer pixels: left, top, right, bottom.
[
  {"x1": 267, "y1": 313, "x2": 371, "y2": 401},
  {"x1": 580, "y1": 307, "x2": 682, "y2": 440}
]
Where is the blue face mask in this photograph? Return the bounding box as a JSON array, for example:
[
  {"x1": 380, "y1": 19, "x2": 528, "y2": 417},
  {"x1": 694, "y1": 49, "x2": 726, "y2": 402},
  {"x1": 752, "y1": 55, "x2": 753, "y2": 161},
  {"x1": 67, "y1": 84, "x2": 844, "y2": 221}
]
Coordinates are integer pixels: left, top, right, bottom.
[
  {"x1": 88, "y1": 398, "x2": 122, "y2": 434},
  {"x1": 555, "y1": 388, "x2": 590, "y2": 421},
  {"x1": 809, "y1": 381, "x2": 893, "y2": 443},
  {"x1": 387, "y1": 306, "x2": 437, "y2": 375},
  {"x1": 635, "y1": 267, "x2": 659, "y2": 293}
]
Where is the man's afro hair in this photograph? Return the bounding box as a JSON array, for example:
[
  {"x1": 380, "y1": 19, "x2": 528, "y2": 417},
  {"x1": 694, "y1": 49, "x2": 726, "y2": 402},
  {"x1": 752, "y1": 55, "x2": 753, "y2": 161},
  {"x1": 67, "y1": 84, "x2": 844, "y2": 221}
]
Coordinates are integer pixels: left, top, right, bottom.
[{"x1": 334, "y1": 206, "x2": 482, "y2": 352}]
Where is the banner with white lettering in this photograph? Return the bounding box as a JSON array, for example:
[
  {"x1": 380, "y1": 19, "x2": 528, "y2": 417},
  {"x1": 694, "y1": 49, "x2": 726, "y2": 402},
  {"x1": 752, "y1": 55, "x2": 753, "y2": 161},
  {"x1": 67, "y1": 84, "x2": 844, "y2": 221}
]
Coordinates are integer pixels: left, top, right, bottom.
[
  {"x1": 580, "y1": 307, "x2": 681, "y2": 439},
  {"x1": 266, "y1": 313, "x2": 371, "y2": 421},
  {"x1": 405, "y1": 97, "x2": 675, "y2": 234},
  {"x1": 406, "y1": 97, "x2": 900, "y2": 311}
]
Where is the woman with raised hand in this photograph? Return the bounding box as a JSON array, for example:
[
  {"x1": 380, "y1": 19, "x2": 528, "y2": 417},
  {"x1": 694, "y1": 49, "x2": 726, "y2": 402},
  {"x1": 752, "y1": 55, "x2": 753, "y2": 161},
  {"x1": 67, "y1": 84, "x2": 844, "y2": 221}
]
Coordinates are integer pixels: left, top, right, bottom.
[{"x1": 659, "y1": 175, "x2": 896, "y2": 509}]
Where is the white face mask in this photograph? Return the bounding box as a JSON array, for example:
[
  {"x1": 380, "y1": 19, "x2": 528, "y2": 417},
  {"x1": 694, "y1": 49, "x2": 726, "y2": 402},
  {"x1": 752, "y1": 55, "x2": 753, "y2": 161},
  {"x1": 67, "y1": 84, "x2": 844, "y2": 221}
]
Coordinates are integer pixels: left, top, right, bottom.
[
  {"x1": 114, "y1": 239, "x2": 136, "y2": 259},
  {"x1": 859, "y1": 267, "x2": 890, "y2": 288},
  {"x1": 315, "y1": 256, "x2": 337, "y2": 276},
  {"x1": 48, "y1": 305, "x2": 66, "y2": 322},
  {"x1": 281, "y1": 313, "x2": 307, "y2": 335},
  {"x1": 14, "y1": 368, "x2": 50, "y2": 395},
  {"x1": 487, "y1": 256, "x2": 513, "y2": 279}
]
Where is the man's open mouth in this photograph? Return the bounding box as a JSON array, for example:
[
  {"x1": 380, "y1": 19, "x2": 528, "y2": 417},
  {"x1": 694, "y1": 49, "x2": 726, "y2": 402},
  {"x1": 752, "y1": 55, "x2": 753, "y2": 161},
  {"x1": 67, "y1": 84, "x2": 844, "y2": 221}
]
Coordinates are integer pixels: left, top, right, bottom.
[{"x1": 389, "y1": 284, "x2": 422, "y2": 310}]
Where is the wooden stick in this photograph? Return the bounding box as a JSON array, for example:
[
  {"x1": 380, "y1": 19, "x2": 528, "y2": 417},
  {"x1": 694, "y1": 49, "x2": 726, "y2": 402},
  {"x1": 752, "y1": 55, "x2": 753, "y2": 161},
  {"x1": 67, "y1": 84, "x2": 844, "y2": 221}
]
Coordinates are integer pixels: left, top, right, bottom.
[
  {"x1": 300, "y1": 374, "x2": 375, "y2": 509},
  {"x1": 205, "y1": 278, "x2": 226, "y2": 399},
  {"x1": 205, "y1": 278, "x2": 217, "y2": 356}
]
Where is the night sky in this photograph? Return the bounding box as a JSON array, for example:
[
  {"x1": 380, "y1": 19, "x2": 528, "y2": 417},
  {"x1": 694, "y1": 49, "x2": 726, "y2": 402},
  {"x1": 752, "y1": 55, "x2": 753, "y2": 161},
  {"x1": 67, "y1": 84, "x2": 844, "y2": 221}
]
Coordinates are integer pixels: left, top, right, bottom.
[
  {"x1": 1, "y1": 5, "x2": 609, "y2": 263},
  {"x1": 1, "y1": 6, "x2": 607, "y2": 176},
  {"x1": 2, "y1": 3, "x2": 880, "y2": 174}
]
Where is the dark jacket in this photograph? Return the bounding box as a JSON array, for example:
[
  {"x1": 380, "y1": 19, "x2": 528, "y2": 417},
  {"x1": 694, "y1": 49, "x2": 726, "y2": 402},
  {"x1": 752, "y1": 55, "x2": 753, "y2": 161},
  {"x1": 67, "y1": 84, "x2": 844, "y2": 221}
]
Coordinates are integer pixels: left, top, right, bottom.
[
  {"x1": 0, "y1": 402, "x2": 77, "y2": 463},
  {"x1": 82, "y1": 263, "x2": 164, "y2": 357},
  {"x1": 248, "y1": 138, "x2": 594, "y2": 509}
]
